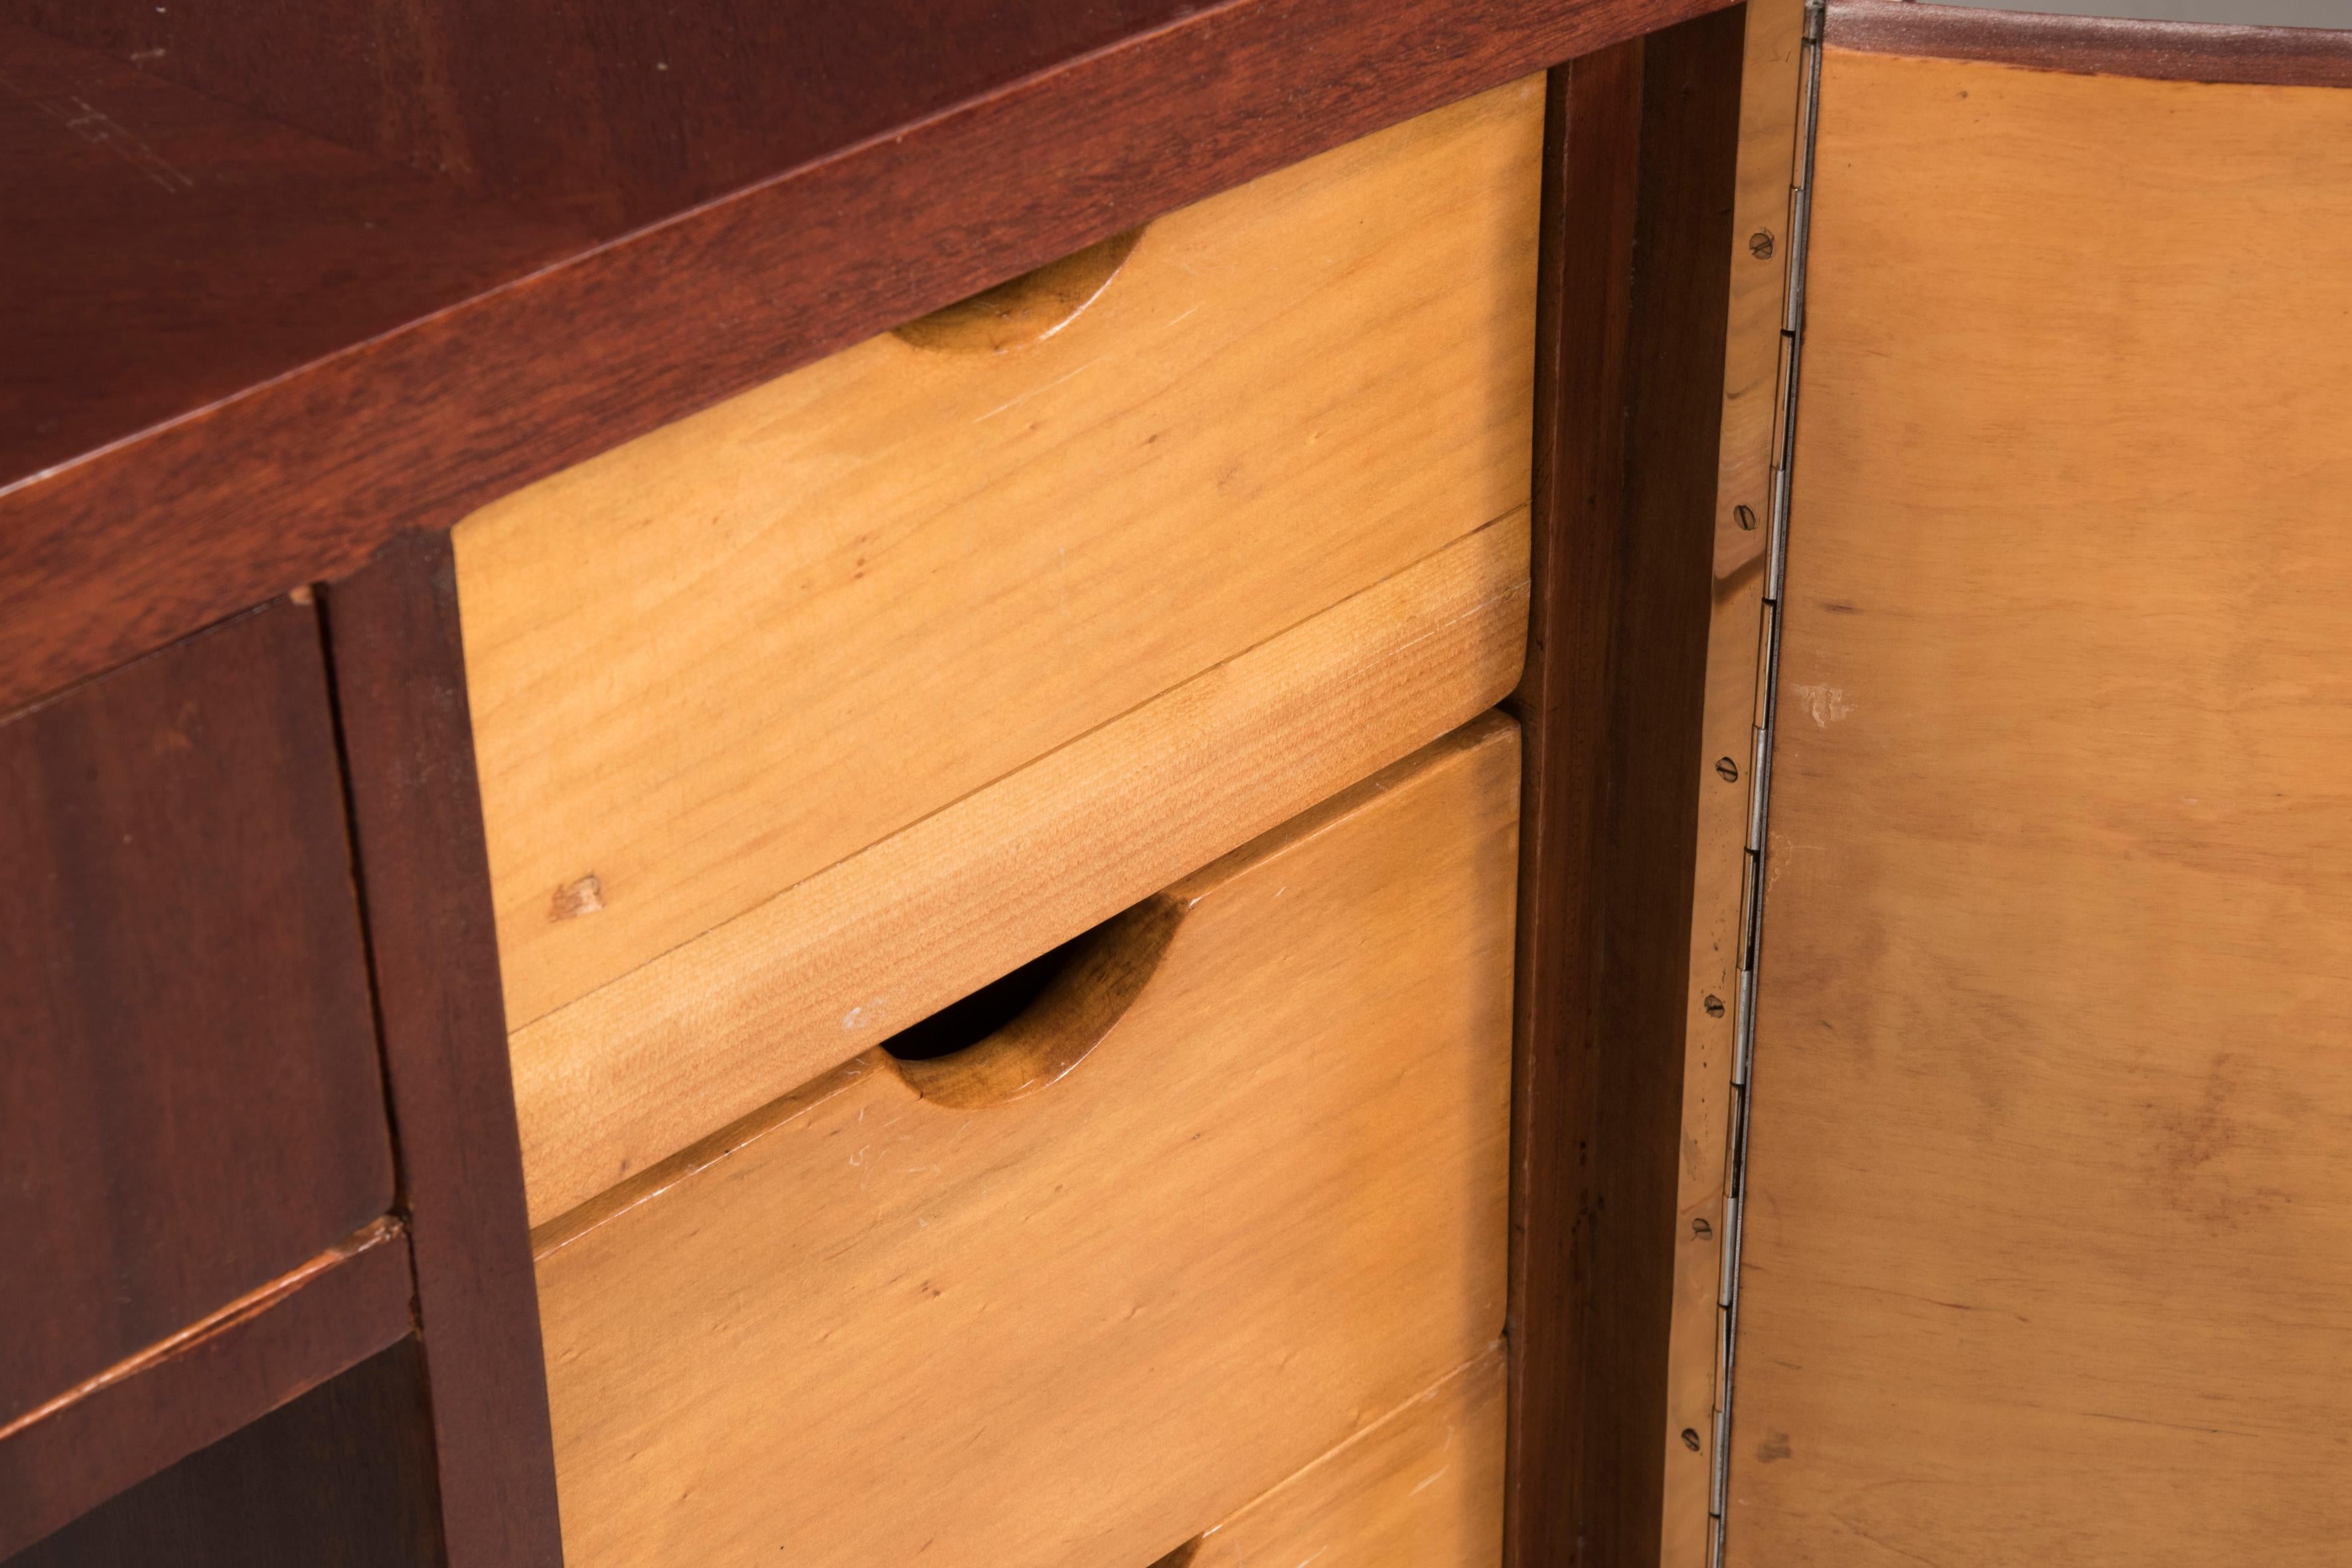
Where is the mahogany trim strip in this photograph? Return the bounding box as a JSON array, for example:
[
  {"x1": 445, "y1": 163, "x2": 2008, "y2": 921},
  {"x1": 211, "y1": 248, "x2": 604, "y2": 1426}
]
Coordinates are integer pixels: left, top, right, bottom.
[
  {"x1": 320, "y1": 532, "x2": 564, "y2": 1568},
  {"x1": 0, "y1": 0, "x2": 1729, "y2": 716},
  {"x1": 1827, "y1": 0, "x2": 2352, "y2": 86},
  {"x1": 1505, "y1": 7, "x2": 1745, "y2": 1563},
  {"x1": 1506, "y1": 42, "x2": 1643, "y2": 1568},
  {"x1": 0, "y1": 1220, "x2": 412, "y2": 1557}
]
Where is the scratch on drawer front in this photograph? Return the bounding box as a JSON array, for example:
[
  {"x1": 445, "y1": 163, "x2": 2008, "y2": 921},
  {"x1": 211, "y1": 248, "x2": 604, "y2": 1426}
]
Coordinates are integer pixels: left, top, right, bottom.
[{"x1": 551, "y1": 873, "x2": 605, "y2": 919}]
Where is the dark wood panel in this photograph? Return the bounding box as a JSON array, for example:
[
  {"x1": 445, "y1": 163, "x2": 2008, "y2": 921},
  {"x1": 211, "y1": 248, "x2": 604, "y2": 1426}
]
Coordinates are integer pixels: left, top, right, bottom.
[
  {"x1": 0, "y1": 1221, "x2": 413, "y2": 1558},
  {"x1": 1829, "y1": 0, "x2": 2352, "y2": 85},
  {"x1": 321, "y1": 536, "x2": 562, "y2": 1568},
  {"x1": 7, "y1": 1332, "x2": 441, "y2": 1568},
  {"x1": 0, "y1": 0, "x2": 1731, "y2": 716},
  {"x1": 1506, "y1": 8, "x2": 1745, "y2": 1565},
  {"x1": 0, "y1": 597, "x2": 394, "y2": 1421},
  {"x1": 1506, "y1": 42, "x2": 1644, "y2": 1568},
  {"x1": 1589, "y1": 13, "x2": 1747, "y2": 1559},
  {"x1": 1, "y1": 0, "x2": 1197, "y2": 234},
  {"x1": 0, "y1": 22, "x2": 587, "y2": 496}
]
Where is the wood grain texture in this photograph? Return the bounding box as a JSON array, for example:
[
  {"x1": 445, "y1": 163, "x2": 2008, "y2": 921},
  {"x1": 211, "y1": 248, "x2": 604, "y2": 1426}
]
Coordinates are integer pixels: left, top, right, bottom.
[
  {"x1": 1505, "y1": 11, "x2": 1745, "y2": 1565},
  {"x1": 1, "y1": 0, "x2": 1198, "y2": 234},
  {"x1": 1731, "y1": 48, "x2": 2352, "y2": 1567},
  {"x1": 532, "y1": 718, "x2": 1520, "y2": 1568},
  {"x1": 456, "y1": 76, "x2": 1543, "y2": 1034},
  {"x1": 1828, "y1": 0, "x2": 2352, "y2": 86},
  {"x1": 0, "y1": 0, "x2": 1729, "y2": 720},
  {"x1": 1658, "y1": 2, "x2": 1802, "y2": 1560},
  {"x1": 0, "y1": 21, "x2": 585, "y2": 495},
  {"x1": 512, "y1": 510, "x2": 1528, "y2": 1226},
  {"x1": 0, "y1": 596, "x2": 392, "y2": 1423},
  {"x1": 320, "y1": 534, "x2": 562, "y2": 1568},
  {"x1": 1504, "y1": 53, "x2": 1640, "y2": 1568},
  {"x1": 8, "y1": 1334, "x2": 442, "y2": 1568},
  {"x1": 1186, "y1": 1346, "x2": 1510, "y2": 1568},
  {"x1": 0, "y1": 1221, "x2": 412, "y2": 1557}
]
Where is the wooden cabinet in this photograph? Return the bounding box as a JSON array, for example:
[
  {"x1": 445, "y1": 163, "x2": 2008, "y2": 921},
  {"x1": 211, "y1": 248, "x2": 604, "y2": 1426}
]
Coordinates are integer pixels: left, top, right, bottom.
[{"x1": 48, "y1": 0, "x2": 2275, "y2": 1563}]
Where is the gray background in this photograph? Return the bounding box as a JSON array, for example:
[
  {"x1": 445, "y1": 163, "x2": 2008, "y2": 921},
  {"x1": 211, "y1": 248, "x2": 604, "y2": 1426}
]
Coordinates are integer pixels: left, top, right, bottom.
[{"x1": 1932, "y1": 0, "x2": 2350, "y2": 25}]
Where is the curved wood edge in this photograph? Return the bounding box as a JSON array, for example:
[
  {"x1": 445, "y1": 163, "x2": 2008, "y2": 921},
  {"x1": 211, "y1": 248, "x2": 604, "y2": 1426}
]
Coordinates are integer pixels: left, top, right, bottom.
[
  {"x1": 318, "y1": 532, "x2": 564, "y2": 1568},
  {"x1": 0, "y1": 0, "x2": 1731, "y2": 717},
  {"x1": 894, "y1": 228, "x2": 1146, "y2": 356},
  {"x1": 0, "y1": 1219, "x2": 412, "y2": 1557},
  {"x1": 1827, "y1": 0, "x2": 2352, "y2": 86},
  {"x1": 896, "y1": 896, "x2": 1186, "y2": 1111},
  {"x1": 1505, "y1": 9, "x2": 1745, "y2": 1565}
]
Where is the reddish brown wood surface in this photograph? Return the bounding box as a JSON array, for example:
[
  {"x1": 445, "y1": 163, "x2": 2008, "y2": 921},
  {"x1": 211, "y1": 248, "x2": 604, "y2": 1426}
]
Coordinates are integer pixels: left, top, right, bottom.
[
  {"x1": 0, "y1": 0, "x2": 1730, "y2": 716},
  {"x1": 1507, "y1": 44, "x2": 1642, "y2": 1568},
  {"x1": 9, "y1": 1332, "x2": 443, "y2": 1568},
  {"x1": 0, "y1": 597, "x2": 393, "y2": 1425},
  {"x1": 1828, "y1": 0, "x2": 2352, "y2": 85},
  {"x1": 0, "y1": 1221, "x2": 413, "y2": 1559},
  {"x1": 1, "y1": 0, "x2": 1197, "y2": 235},
  {"x1": 321, "y1": 534, "x2": 562, "y2": 1568},
  {"x1": 0, "y1": 21, "x2": 586, "y2": 496},
  {"x1": 1506, "y1": 9, "x2": 1744, "y2": 1565}
]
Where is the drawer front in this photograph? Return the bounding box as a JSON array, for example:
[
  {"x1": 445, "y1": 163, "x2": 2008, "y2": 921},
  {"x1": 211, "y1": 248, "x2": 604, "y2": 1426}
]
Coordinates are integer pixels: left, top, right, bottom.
[
  {"x1": 532, "y1": 716, "x2": 1519, "y2": 1567},
  {"x1": 1185, "y1": 1346, "x2": 1508, "y2": 1568},
  {"x1": 457, "y1": 77, "x2": 1543, "y2": 1220},
  {"x1": 0, "y1": 600, "x2": 394, "y2": 1423}
]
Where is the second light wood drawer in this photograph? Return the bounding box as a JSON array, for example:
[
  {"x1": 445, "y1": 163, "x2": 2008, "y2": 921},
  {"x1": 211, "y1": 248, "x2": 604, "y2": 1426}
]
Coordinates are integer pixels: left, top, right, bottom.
[
  {"x1": 531, "y1": 716, "x2": 1519, "y2": 1567},
  {"x1": 456, "y1": 75, "x2": 1544, "y2": 1224}
]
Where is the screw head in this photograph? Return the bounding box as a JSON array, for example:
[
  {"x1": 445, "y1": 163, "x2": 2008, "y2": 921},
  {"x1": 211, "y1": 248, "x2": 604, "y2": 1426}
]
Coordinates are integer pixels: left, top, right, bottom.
[
  {"x1": 1749, "y1": 229, "x2": 1775, "y2": 260},
  {"x1": 1703, "y1": 994, "x2": 1726, "y2": 1018},
  {"x1": 1682, "y1": 1428, "x2": 1704, "y2": 1452},
  {"x1": 1735, "y1": 503, "x2": 1759, "y2": 531},
  {"x1": 1716, "y1": 756, "x2": 1741, "y2": 783},
  {"x1": 1692, "y1": 1216, "x2": 1713, "y2": 1239}
]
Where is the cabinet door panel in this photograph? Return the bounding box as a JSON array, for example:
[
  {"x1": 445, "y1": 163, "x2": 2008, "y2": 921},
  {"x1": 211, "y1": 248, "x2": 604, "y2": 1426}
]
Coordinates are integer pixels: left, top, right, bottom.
[
  {"x1": 1733, "y1": 21, "x2": 2352, "y2": 1567},
  {"x1": 0, "y1": 600, "x2": 393, "y2": 1424}
]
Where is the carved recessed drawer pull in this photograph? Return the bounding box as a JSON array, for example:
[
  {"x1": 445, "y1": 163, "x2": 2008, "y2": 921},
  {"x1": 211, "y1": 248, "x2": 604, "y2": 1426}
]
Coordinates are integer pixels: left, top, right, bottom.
[{"x1": 894, "y1": 228, "x2": 1146, "y2": 354}]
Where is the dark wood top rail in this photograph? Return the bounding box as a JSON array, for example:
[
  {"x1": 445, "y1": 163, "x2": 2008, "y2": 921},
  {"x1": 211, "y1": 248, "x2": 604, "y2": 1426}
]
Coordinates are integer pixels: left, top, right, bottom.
[{"x1": 0, "y1": 0, "x2": 1727, "y2": 716}]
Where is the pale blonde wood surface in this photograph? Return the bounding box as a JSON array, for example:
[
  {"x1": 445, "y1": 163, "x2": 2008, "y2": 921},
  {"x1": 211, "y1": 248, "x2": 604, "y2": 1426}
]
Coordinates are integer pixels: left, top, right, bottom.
[
  {"x1": 533, "y1": 717, "x2": 1519, "y2": 1567},
  {"x1": 510, "y1": 514, "x2": 1526, "y2": 1223},
  {"x1": 1184, "y1": 1346, "x2": 1508, "y2": 1568},
  {"x1": 1709, "y1": 0, "x2": 1802, "y2": 588},
  {"x1": 454, "y1": 75, "x2": 1543, "y2": 1037},
  {"x1": 1731, "y1": 48, "x2": 2352, "y2": 1567},
  {"x1": 1658, "y1": 3, "x2": 1804, "y2": 1559}
]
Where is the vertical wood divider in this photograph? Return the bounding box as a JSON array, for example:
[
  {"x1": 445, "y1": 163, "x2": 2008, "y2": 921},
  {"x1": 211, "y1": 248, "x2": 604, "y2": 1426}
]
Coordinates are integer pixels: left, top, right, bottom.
[
  {"x1": 321, "y1": 534, "x2": 565, "y2": 1568},
  {"x1": 1506, "y1": 8, "x2": 1747, "y2": 1565}
]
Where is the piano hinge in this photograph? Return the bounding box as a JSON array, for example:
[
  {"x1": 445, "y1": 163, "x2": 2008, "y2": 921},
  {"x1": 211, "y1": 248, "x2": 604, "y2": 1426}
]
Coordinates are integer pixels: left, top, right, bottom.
[{"x1": 1708, "y1": 3, "x2": 1824, "y2": 1565}]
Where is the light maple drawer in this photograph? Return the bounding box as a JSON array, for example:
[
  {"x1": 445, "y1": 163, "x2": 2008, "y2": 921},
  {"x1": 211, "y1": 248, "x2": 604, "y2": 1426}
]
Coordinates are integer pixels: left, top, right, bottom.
[
  {"x1": 453, "y1": 76, "x2": 1543, "y2": 1226},
  {"x1": 531, "y1": 716, "x2": 1518, "y2": 1567}
]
